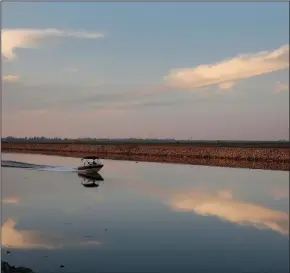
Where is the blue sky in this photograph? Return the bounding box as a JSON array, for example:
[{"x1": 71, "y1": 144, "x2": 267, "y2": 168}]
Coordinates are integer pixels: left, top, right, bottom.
[{"x1": 2, "y1": 2, "x2": 289, "y2": 139}]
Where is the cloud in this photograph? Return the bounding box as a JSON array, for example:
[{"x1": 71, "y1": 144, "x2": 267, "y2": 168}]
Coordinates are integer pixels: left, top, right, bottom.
[
  {"x1": 2, "y1": 82, "x2": 175, "y2": 115},
  {"x1": 165, "y1": 44, "x2": 289, "y2": 90},
  {"x1": 3, "y1": 75, "x2": 19, "y2": 82},
  {"x1": 2, "y1": 28, "x2": 104, "y2": 61},
  {"x1": 219, "y1": 81, "x2": 235, "y2": 90},
  {"x1": 274, "y1": 81, "x2": 289, "y2": 93}
]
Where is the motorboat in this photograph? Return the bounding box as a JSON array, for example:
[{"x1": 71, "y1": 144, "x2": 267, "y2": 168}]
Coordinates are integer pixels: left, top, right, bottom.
[{"x1": 77, "y1": 156, "x2": 103, "y2": 175}]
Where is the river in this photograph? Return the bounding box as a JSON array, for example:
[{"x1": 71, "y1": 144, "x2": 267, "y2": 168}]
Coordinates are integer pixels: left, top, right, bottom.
[{"x1": 1, "y1": 153, "x2": 289, "y2": 273}]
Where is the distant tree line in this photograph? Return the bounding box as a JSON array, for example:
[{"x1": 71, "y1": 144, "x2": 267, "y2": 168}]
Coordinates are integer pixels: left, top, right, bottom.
[
  {"x1": 1, "y1": 136, "x2": 290, "y2": 148},
  {"x1": 2, "y1": 136, "x2": 71, "y2": 142},
  {"x1": 1, "y1": 136, "x2": 176, "y2": 142}
]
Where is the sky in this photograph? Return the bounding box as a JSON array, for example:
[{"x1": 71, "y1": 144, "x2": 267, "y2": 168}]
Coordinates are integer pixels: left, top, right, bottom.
[{"x1": 2, "y1": 2, "x2": 289, "y2": 140}]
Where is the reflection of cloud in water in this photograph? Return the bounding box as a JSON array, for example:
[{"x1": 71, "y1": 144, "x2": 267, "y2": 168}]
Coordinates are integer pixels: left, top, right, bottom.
[
  {"x1": 273, "y1": 188, "x2": 289, "y2": 201},
  {"x1": 170, "y1": 191, "x2": 289, "y2": 236},
  {"x1": 2, "y1": 197, "x2": 20, "y2": 205},
  {"x1": 80, "y1": 240, "x2": 101, "y2": 247},
  {"x1": 217, "y1": 190, "x2": 233, "y2": 200},
  {"x1": 119, "y1": 181, "x2": 289, "y2": 236},
  {"x1": 2, "y1": 218, "x2": 101, "y2": 249},
  {"x1": 2, "y1": 218, "x2": 58, "y2": 249}
]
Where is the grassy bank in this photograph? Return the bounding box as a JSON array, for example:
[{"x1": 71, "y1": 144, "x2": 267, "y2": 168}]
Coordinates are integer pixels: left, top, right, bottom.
[{"x1": 2, "y1": 142, "x2": 289, "y2": 171}]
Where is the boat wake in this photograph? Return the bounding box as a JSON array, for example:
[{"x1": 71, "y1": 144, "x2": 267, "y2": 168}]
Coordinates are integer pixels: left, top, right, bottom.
[{"x1": 1, "y1": 160, "x2": 77, "y2": 173}]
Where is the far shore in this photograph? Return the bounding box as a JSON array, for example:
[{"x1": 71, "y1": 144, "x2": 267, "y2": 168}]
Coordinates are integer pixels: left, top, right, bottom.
[{"x1": 2, "y1": 142, "x2": 289, "y2": 171}]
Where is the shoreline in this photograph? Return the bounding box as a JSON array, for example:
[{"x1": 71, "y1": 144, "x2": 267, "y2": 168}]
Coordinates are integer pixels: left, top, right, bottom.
[
  {"x1": 1, "y1": 261, "x2": 34, "y2": 273},
  {"x1": 2, "y1": 143, "x2": 289, "y2": 171}
]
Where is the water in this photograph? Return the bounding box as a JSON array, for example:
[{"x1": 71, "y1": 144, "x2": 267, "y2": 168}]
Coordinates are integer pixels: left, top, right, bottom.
[{"x1": 1, "y1": 153, "x2": 289, "y2": 273}]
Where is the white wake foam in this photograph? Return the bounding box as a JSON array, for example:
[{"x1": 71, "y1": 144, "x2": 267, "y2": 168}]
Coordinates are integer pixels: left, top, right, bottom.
[
  {"x1": 36, "y1": 166, "x2": 77, "y2": 172},
  {"x1": 2, "y1": 160, "x2": 77, "y2": 173}
]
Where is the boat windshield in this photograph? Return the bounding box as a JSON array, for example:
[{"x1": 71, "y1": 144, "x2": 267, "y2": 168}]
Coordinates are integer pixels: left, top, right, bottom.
[{"x1": 83, "y1": 159, "x2": 101, "y2": 166}]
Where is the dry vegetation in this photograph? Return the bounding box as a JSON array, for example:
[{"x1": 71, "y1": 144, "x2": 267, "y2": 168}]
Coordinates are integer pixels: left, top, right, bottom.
[{"x1": 2, "y1": 142, "x2": 289, "y2": 171}]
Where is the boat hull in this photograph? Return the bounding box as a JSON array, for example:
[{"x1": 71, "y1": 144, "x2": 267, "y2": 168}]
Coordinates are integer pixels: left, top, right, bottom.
[{"x1": 77, "y1": 165, "x2": 103, "y2": 175}]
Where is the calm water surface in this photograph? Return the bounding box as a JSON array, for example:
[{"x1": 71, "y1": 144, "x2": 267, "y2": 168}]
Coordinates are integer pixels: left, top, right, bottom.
[{"x1": 1, "y1": 153, "x2": 289, "y2": 273}]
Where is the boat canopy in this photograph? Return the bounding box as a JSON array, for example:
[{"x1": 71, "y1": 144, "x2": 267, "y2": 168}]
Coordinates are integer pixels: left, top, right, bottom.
[{"x1": 81, "y1": 156, "x2": 99, "y2": 161}]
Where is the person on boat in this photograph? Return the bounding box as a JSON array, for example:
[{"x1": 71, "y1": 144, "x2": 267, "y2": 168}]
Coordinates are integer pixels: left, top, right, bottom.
[{"x1": 86, "y1": 160, "x2": 92, "y2": 166}]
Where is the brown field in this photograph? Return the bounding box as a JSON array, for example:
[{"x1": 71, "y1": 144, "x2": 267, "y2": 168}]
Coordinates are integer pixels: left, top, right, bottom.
[{"x1": 2, "y1": 142, "x2": 290, "y2": 171}]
